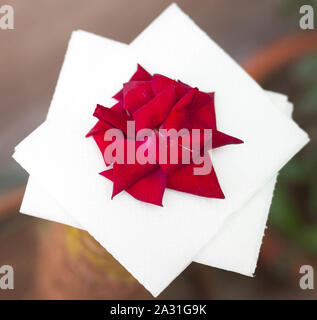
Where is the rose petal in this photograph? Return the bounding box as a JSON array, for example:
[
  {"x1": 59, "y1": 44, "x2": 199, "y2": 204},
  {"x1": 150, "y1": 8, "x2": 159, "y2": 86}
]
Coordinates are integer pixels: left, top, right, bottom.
[
  {"x1": 158, "y1": 135, "x2": 189, "y2": 175},
  {"x1": 190, "y1": 91, "x2": 217, "y2": 130},
  {"x1": 167, "y1": 155, "x2": 225, "y2": 199},
  {"x1": 157, "y1": 127, "x2": 212, "y2": 175},
  {"x1": 86, "y1": 102, "x2": 127, "y2": 137},
  {"x1": 93, "y1": 104, "x2": 131, "y2": 135},
  {"x1": 113, "y1": 64, "x2": 152, "y2": 101},
  {"x1": 100, "y1": 168, "x2": 167, "y2": 206},
  {"x1": 152, "y1": 74, "x2": 189, "y2": 99},
  {"x1": 123, "y1": 81, "x2": 154, "y2": 114},
  {"x1": 100, "y1": 168, "x2": 114, "y2": 180},
  {"x1": 161, "y1": 88, "x2": 197, "y2": 131},
  {"x1": 133, "y1": 86, "x2": 176, "y2": 132},
  {"x1": 212, "y1": 130, "x2": 243, "y2": 148},
  {"x1": 187, "y1": 129, "x2": 243, "y2": 151},
  {"x1": 86, "y1": 120, "x2": 111, "y2": 137},
  {"x1": 92, "y1": 133, "x2": 113, "y2": 166},
  {"x1": 131, "y1": 64, "x2": 152, "y2": 81},
  {"x1": 111, "y1": 139, "x2": 159, "y2": 197},
  {"x1": 112, "y1": 162, "x2": 159, "y2": 197},
  {"x1": 110, "y1": 100, "x2": 127, "y2": 116},
  {"x1": 126, "y1": 168, "x2": 166, "y2": 206}
]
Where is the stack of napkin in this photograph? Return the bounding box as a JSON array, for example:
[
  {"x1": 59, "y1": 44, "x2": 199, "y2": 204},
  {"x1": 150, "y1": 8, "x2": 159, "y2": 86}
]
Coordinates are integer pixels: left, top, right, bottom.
[{"x1": 13, "y1": 4, "x2": 309, "y2": 297}]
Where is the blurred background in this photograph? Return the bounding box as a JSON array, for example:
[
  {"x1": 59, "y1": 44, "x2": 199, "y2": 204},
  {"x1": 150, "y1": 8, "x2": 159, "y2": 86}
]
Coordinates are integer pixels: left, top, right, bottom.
[{"x1": 0, "y1": 0, "x2": 316, "y2": 299}]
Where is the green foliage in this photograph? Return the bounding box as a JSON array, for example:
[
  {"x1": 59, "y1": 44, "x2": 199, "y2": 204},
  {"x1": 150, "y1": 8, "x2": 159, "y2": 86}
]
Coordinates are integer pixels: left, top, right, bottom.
[
  {"x1": 266, "y1": 51, "x2": 317, "y2": 254},
  {"x1": 292, "y1": 54, "x2": 317, "y2": 116},
  {"x1": 282, "y1": 0, "x2": 317, "y2": 20},
  {"x1": 270, "y1": 188, "x2": 300, "y2": 236}
]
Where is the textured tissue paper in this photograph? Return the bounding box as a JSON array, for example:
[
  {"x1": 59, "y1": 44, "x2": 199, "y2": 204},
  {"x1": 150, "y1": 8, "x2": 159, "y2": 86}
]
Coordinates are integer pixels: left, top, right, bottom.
[{"x1": 13, "y1": 4, "x2": 309, "y2": 296}]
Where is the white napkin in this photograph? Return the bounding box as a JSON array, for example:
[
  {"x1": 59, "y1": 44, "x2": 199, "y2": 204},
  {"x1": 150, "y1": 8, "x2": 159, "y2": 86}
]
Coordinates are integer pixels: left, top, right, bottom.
[
  {"x1": 195, "y1": 92, "x2": 294, "y2": 275},
  {"x1": 13, "y1": 4, "x2": 309, "y2": 296},
  {"x1": 21, "y1": 91, "x2": 293, "y2": 280}
]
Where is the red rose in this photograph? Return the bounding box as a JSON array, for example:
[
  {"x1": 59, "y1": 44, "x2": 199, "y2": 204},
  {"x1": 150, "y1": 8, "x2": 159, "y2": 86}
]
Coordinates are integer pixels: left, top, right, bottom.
[{"x1": 87, "y1": 65, "x2": 243, "y2": 206}]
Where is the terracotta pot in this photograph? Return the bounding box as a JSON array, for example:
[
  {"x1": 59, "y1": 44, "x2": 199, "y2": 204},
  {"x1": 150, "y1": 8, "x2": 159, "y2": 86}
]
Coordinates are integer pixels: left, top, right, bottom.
[
  {"x1": 34, "y1": 223, "x2": 150, "y2": 299},
  {"x1": 0, "y1": 187, "x2": 149, "y2": 299},
  {"x1": 0, "y1": 186, "x2": 25, "y2": 222},
  {"x1": 243, "y1": 32, "x2": 317, "y2": 82}
]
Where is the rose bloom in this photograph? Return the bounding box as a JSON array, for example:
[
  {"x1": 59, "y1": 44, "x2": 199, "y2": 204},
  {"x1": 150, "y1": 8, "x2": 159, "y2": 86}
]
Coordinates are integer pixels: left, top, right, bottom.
[{"x1": 87, "y1": 65, "x2": 243, "y2": 206}]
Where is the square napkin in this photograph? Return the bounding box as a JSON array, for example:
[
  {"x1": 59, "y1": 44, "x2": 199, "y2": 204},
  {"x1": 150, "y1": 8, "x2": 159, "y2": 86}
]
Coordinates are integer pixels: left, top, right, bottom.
[
  {"x1": 195, "y1": 92, "x2": 294, "y2": 275},
  {"x1": 13, "y1": 4, "x2": 309, "y2": 296},
  {"x1": 21, "y1": 91, "x2": 293, "y2": 279}
]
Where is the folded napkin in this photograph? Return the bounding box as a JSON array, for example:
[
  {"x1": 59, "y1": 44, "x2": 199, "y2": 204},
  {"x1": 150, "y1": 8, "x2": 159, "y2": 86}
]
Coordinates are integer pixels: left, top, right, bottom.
[
  {"x1": 21, "y1": 91, "x2": 293, "y2": 279},
  {"x1": 13, "y1": 4, "x2": 309, "y2": 296},
  {"x1": 195, "y1": 92, "x2": 294, "y2": 275}
]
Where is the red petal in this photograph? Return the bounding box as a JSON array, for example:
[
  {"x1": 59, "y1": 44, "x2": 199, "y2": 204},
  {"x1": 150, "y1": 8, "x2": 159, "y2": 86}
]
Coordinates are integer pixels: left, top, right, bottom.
[
  {"x1": 157, "y1": 129, "x2": 212, "y2": 175},
  {"x1": 92, "y1": 133, "x2": 113, "y2": 166},
  {"x1": 177, "y1": 80, "x2": 191, "y2": 91},
  {"x1": 152, "y1": 74, "x2": 189, "y2": 99},
  {"x1": 111, "y1": 100, "x2": 126, "y2": 116},
  {"x1": 93, "y1": 104, "x2": 131, "y2": 135},
  {"x1": 161, "y1": 88, "x2": 197, "y2": 131},
  {"x1": 132, "y1": 64, "x2": 152, "y2": 81},
  {"x1": 186, "y1": 129, "x2": 243, "y2": 150},
  {"x1": 133, "y1": 86, "x2": 176, "y2": 132},
  {"x1": 86, "y1": 120, "x2": 111, "y2": 137},
  {"x1": 126, "y1": 168, "x2": 166, "y2": 206},
  {"x1": 100, "y1": 168, "x2": 166, "y2": 206},
  {"x1": 158, "y1": 135, "x2": 188, "y2": 175},
  {"x1": 112, "y1": 161, "x2": 159, "y2": 197},
  {"x1": 113, "y1": 64, "x2": 152, "y2": 101},
  {"x1": 212, "y1": 130, "x2": 243, "y2": 148},
  {"x1": 113, "y1": 90, "x2": 124, "y2": 103},
  {"x1": 100, "y1": 168, "x2": 114, "y2": 180},
  {"x1": 167, "y1": 156, "x2": 225, "y2": 199},
  {"x1": 190, "y1": 91, "x2": 216, "y2": 130},
  {"x1": 86, "y1": 102, "x2": 127, "y2": 137},
  {"x1": 123, "y1": 81, "x2": 154, "y2": 114}
]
